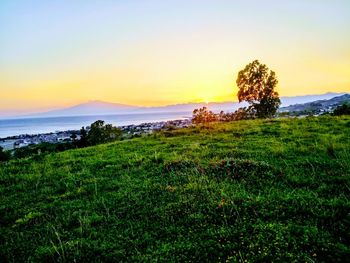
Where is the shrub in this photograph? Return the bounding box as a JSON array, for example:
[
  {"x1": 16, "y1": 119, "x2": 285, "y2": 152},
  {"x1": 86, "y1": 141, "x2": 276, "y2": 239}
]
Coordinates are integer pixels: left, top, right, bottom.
[
  {"x1": 192, "y1": 107, "x2": 218, "y2": 124},
  {"x1": 87, "y1": 120, "x2": 122, "y2": 146}
]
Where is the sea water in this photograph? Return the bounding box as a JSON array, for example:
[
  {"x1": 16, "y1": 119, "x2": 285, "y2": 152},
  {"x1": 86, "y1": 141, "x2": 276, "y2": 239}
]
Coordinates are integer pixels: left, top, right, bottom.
[{"x1": 0, "y1": 111, "x2": 191, "y2": 138}]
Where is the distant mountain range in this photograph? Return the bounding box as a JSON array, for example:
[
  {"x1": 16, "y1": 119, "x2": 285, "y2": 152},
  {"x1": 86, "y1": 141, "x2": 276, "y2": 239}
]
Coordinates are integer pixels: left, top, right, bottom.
[
  {"x1": 279, "y1": 92, "x2": 347, "y2": 107},
  {"x1": 39, "y1": 101, "x2": 139, "y2": 117},
  {"x1": 1, "y1": 92, "x2": 348, "y2": 119},
  {"x1": 279, "y1": 94, "x2": 350, "y2": 113},
  {"x1": 26, "y1": 101, "x2": 244, "y2": 118}
]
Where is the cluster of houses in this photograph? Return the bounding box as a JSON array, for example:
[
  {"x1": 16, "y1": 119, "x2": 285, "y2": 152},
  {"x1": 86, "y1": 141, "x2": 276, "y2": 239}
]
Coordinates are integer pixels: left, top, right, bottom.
[
  {"x1": 120, "y1": 119, "x2": 192, "y2": 135},
  {"x1": 281, "y1": 105, "x2": 338, "y2": 117},
  {"x1": 313, "y1": 106, "x2": 336, "y2": 116},
  {"x1": 2, "y1": 118, "x2": 192, "y2": 150},
  {"x1": 12, "y1": 131, "x2": 78, "y2": 149}
]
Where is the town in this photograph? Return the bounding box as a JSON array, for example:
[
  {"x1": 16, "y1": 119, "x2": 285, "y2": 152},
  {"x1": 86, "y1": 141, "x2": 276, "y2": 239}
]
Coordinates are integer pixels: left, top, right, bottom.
[{"x1": 0, "y1": 119, "x2": 192, "y2": 150}]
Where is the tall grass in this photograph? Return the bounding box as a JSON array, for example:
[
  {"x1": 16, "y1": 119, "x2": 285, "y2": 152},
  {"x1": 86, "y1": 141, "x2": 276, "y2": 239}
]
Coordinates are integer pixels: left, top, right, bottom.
[{"x1": 0, "y1": 116, "x2": 349, "y2": 262}]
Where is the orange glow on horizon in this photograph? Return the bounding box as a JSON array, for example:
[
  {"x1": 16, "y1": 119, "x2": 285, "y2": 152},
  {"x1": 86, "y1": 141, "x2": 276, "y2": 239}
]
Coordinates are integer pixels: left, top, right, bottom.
[{"x1": 1, "y1": 1, "x2": 350, "y2": 114}]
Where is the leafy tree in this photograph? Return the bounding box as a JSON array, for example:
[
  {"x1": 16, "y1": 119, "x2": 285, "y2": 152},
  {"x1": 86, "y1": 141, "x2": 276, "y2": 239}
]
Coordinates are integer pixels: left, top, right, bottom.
[
  {"x1": 218, "y1": 111, "x2": 232, "y2": 122},
  {"x1": 333, "y1": 103, "x2": 350, "y2": 116},
  {"x1": 86, "y1": 120, "x2": 122, "y2": 146},
  {"x1": 233, "y1": 107, "x2": 256, "y2": 120},
  {"x1": 192, "y1": 107, "x2": 218, "y2": 124},
  {"x1": 236, "y1": 60, "x2": 281, "y2": 118}
]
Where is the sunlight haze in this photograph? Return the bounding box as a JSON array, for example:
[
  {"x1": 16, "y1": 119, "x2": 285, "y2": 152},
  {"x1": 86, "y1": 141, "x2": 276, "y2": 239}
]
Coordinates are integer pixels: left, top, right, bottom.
[{"x1": 1, "y1": 0, "x2": 350, "y2": 113}]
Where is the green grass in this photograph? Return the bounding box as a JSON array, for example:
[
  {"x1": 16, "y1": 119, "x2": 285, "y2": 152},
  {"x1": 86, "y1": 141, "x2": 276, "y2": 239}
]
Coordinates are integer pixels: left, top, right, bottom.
[{"x1": 1, "y1": 116, "x2": 350, "y2": 262}]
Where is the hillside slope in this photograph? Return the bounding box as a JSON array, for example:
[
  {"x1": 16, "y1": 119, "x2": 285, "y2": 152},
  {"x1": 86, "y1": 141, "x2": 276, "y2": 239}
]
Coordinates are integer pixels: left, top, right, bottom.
[
  {"x1": 1, "y1": 116, "x2": 350, "y2": 262},
  {"x1": 280, "y1": 94, "x2": 350, "y2": 113}
]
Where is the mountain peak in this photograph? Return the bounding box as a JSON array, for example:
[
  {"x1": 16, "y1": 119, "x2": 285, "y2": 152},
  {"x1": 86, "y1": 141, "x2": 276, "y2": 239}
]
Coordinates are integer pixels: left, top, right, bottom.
[
  {"x1": 2, "y1": 92, "x2": 349, "y2": 119},
  {"x1": 31, "y1": 100, "x2": 139, "y2": 117}
]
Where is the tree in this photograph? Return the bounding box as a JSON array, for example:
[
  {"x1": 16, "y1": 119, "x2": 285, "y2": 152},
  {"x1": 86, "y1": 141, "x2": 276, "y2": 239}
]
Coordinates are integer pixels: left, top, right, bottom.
[
  {"x1": 86, "y1": 120, "x2": 122, "y2": 146},
  {"x1": 192, "y1": 107, "x2": 218, "y2": 124},
  {"x1": 232, "y1": 107, "x2": 255, "y2": 120},
  {"x1": 236, "y1": 60, "x2": 281, "y2": 118}
]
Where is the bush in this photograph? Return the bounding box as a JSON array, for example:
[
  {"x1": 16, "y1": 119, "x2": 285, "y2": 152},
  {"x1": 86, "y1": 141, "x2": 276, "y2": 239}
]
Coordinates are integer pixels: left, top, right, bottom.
[
  {"x1": 192, "y1": 107, "x2": 218, "y2": 124},
  {"x1": 87, "y1": 120, "x2": 122, "y2": 145},
  {"x1": 192, "y1": 106, "x2": 255, "y2": 124},
  {"x1": 77, "y1": 120, "x2": 123, "y2": 147}
]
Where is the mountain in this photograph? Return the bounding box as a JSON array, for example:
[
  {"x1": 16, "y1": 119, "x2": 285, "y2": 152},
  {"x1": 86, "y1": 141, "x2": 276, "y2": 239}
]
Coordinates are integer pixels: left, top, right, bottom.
[
  {"x1": 1, "y1": 92, "x2": 348, "y2": 119},
  {"x1": 30, "y1": 100, "x2": 140, "y2": 117},
  {"x1": 279, "y1": 92, "x2": 347, "y2": 107},
  {"x1": 20, "y1": 101, "x2": 249, "y2": 118},
  {"x1": 134, "y1": 101, "x2": 248, "y2": 114},
  {"x1": 35, "y1": 92, "x2": 346, "y2": 117},
  {"x1": 280, "y1": 94, "x2": 350, "y2": 113}
]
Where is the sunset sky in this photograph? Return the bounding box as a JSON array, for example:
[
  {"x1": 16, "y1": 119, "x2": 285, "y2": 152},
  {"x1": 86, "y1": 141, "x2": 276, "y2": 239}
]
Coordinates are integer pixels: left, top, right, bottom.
[{"x1": 1, "y1": 0, "x2": 350, "y2": 114}]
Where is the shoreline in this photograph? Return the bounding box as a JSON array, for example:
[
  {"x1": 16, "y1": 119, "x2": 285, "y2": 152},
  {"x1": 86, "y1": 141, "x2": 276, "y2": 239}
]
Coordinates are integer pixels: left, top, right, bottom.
[
  {"x1": 0, "y1": 111, "x2": 193, "y2": 139},
  {"x1": 0, "y1": 118, "x2": 192, "y2": 150}
]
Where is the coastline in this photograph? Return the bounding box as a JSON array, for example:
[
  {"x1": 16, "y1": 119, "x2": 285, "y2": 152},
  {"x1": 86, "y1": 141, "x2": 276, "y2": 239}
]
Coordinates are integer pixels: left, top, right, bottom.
[
  {"x1": 0, "y1": 118, "x2": 192, "y2": 150},
  {"x1": 0, "y1": 111, "x2": 193, "y2": 139}
]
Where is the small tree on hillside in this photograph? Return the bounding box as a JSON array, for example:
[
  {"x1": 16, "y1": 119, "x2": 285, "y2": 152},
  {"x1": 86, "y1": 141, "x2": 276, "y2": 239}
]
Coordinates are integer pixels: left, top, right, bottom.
[
  {"x1": 192, "y1": 107, "x2": 218, "y2": 124},
  {"x1": 87, "y1": 120, "x2": 122, "y2": 145},
  {"x1": 236, "y1": 60, "x2": 281, "y2": 118}
]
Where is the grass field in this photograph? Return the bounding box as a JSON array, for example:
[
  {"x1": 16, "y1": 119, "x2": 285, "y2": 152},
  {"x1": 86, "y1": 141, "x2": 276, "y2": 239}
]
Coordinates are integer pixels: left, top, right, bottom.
[{"x1": 1, "y1": 116, "x2": 350, "y2": 262}]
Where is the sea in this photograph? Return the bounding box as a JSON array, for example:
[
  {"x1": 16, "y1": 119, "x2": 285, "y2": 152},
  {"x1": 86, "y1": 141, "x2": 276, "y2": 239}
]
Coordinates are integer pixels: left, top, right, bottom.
[{"x1": 0, "y1": 111, "x2": 192, "y2": 139}]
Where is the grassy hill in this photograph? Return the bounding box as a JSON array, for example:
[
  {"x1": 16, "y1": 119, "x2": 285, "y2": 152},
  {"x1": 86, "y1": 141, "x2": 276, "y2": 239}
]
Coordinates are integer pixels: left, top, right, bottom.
[{"x1": 1, "y1": 116, "x2": 350, "y2": 262}]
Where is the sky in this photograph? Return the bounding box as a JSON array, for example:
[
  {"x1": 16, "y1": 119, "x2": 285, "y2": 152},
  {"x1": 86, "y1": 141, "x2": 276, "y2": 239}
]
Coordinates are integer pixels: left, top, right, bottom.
[{"x1": 1, "y1": 0, "x2": 350, "y2": 114}]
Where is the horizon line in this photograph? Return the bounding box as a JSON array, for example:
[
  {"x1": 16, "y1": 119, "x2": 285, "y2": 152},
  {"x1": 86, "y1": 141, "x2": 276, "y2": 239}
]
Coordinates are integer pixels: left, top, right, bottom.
[{"x1": 0, "y1": 91, "x2": 348, "y2": 120}]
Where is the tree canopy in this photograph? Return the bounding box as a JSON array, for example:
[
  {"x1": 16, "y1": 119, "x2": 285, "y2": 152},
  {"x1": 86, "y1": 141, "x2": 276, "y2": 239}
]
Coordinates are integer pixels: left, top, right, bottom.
[
  {"x1": 236, "y1": 60, "x2": 281, "y2": 118},
  {"x1": 192, "y1": 107, "x2": 218, "y2": 124},
  {"x1": 86, "y1": 120, "x2": 122, "y2": 146}
]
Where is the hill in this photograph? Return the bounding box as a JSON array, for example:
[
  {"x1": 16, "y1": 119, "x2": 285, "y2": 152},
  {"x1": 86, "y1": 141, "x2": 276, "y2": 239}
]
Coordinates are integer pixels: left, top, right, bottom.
[
  {"x1": 1, "y1": 116, "x2": 350, "y2": 261},
  {"x1": 279, "y1": 92, "x2": 346, "y2": 107},
  {"x1": 280, "y1": 94, "x2": 350, "y2": 114},
  {"x1": 2, "y1": 92, "x2": 347, "y2": 119},
  {"x1": 30, "y1": 100, "x2": 140, "y2": 117}
]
